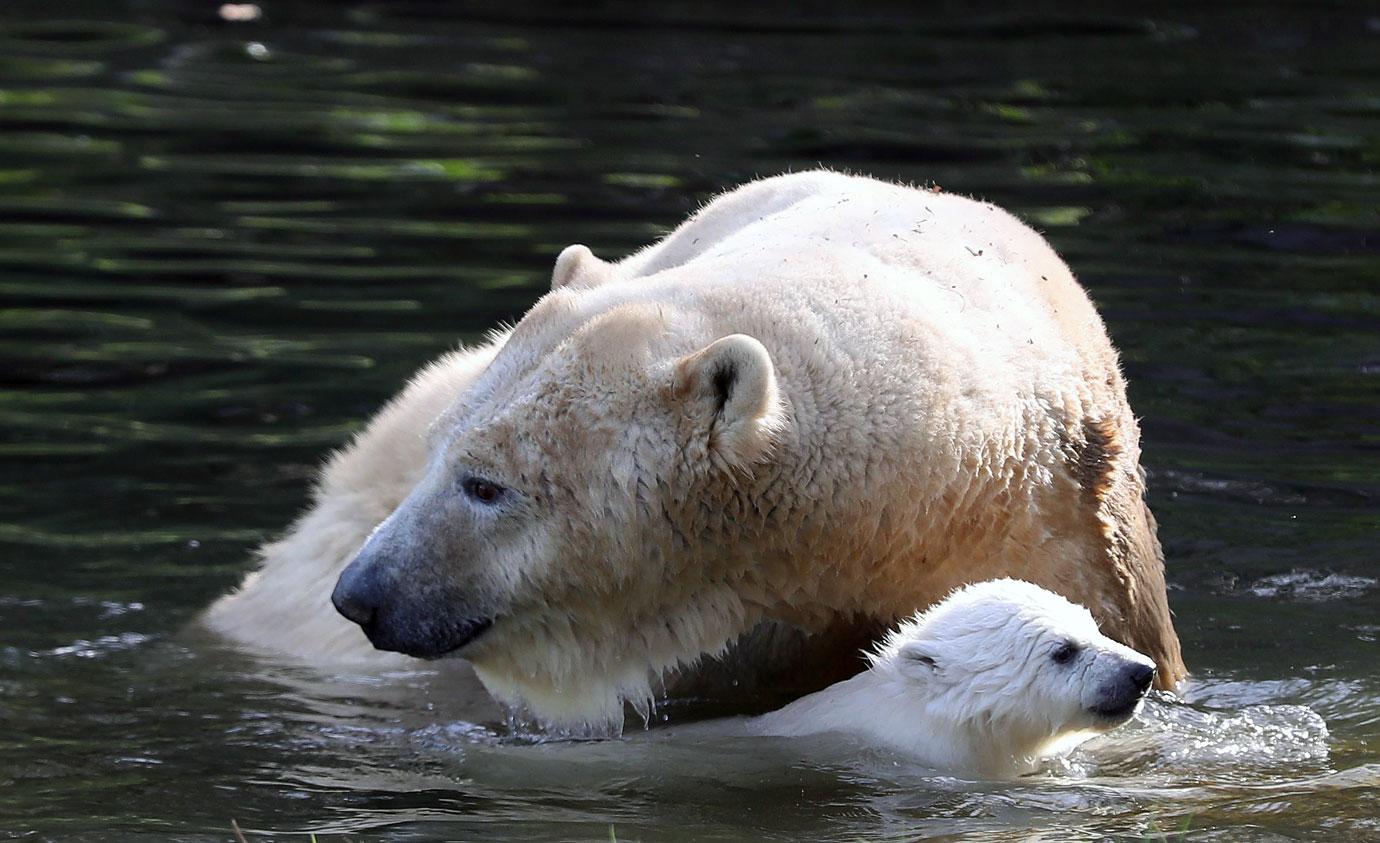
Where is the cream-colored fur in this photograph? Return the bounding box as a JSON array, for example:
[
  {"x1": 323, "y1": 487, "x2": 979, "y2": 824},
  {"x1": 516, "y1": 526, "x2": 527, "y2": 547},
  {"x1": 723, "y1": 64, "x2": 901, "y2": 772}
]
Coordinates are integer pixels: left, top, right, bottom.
[
  {"x1": 203, "y1": 170, "x2": 1185, "y2": 728},
  {"x1": 751, "y1": 579, "x2": 1155, "y2": 778}
]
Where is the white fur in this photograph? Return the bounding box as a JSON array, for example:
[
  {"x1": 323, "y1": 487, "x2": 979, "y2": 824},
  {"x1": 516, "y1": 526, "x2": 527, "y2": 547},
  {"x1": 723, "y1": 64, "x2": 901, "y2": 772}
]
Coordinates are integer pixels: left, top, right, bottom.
[
  {"x1": 752, "y1": 579, "x2": 1155, "y2": 777},
  {"x1": 203, "y1": 171, "x2": 1183, "y2": 728}
]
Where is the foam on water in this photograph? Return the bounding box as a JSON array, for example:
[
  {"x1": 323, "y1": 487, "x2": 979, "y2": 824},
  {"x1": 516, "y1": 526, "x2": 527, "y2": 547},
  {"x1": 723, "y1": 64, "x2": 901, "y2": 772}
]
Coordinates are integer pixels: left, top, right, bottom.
[
  {"x1": 1053, "y1": 692, "x2": 1331, "y2": 780},
  {"x1": 1248, "y1": 570, "x2": 1378, "y2": 601}
]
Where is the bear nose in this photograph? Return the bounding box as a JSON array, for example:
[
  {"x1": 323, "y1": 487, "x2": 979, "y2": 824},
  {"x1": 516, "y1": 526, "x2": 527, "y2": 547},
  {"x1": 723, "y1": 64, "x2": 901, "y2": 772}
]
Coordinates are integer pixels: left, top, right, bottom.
[
  {"x1": 332, "y1": 588, "x2": 374, "y2": 628},
  {"x1": 1129, "y1": 661, "x2": 1156, "y2": 692},
  {"x1": 331, "y1": 565, "x2": 382, "y2": 628}
]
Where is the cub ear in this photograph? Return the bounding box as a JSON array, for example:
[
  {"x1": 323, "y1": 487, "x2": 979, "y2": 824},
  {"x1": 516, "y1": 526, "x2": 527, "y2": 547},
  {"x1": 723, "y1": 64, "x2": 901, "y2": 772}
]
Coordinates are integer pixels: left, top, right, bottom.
[
  {"x1": 673, "y1": 334, "x2": 786, "y2": 472},
  {"x1": 895, "y1": 641, "x2": 940, "y2": 679},
  {"x1": 551, "y1": 244, "x2": 614, "y2": 290}
]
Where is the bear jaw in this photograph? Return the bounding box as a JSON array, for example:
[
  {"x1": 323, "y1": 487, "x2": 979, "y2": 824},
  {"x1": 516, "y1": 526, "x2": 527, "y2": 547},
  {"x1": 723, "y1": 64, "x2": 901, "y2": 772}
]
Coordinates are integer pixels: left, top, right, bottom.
[{"x1": 464, "y1": 584, "x2": 760, "y2": 732}]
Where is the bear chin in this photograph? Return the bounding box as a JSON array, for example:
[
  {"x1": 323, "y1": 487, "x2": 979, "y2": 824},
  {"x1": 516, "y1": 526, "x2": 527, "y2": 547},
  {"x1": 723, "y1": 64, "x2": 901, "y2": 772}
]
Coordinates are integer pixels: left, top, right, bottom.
[{"x1": 1087, "y1": 696, "x2": 1146, "y2": 725}]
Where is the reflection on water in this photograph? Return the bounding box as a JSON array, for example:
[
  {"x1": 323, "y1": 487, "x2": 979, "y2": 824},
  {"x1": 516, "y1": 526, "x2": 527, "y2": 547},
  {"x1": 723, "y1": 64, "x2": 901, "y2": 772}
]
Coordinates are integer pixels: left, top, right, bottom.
[{"x1": 1, "y1": 1, "x2": 1377, "y2": 840}]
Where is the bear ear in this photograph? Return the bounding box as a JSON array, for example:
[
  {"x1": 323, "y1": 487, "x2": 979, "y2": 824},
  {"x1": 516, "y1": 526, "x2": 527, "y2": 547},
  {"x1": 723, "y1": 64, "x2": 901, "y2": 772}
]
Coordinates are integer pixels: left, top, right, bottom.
[
  {"x1": 551, "y1": 244, "x2": 615, "y2": 291},
  {"x1": 672, "y1": 334, "x2": 786, "y2": 473},
  {"x1": 896, "y1": 641, "x2": 940, "y2": 679}
]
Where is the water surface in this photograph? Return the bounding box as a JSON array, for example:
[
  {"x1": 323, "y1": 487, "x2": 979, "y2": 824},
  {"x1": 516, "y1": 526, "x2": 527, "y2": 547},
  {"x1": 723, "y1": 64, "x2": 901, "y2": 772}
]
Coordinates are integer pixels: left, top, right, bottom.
[{"x1": 1, "y1": 2, "x2": 1377, "y2": 840}]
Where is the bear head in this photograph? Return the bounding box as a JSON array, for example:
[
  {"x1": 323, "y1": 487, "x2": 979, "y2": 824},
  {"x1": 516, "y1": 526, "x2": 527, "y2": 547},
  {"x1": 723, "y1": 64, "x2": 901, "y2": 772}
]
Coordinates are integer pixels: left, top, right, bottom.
[
  {"x1": 330, "y1": 289, "x2": 789, "y2": 728},
  {"x1": 869, "y1": 578, "x2": 1156, "y2": 766}
]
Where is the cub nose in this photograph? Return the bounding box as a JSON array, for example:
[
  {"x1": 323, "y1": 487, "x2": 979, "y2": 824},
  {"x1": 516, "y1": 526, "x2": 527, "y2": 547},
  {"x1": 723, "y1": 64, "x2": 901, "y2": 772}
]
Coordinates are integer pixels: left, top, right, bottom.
[
  {"x1": 1129, "y1": 661, "x2": 1156, "y2": 693},
  {"x1": 331, "y1": 565, "x2": 382, "y2": 628}
]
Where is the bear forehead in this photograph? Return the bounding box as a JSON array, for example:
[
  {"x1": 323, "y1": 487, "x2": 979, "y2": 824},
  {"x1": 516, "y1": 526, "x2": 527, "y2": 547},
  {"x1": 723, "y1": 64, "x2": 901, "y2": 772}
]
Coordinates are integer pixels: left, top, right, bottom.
[
  {"x1": 873, "y1": 579, "x2": 1104, "y2": 666},
  {"x1": 505, "y1": 292, "x2": 681, "y2": 372},
  {"x1": 438, "y1": 304, "x2": 674, "y2": 434},
  {"x1": 946, "y1": 597, "x2": 1096, "y2": 636},
  {"x1": 437, "y1": 395, "x2": 624, "y2": 475},
  {"x1": 928, "y1": 610, "x2": 1098, "y2": 666},
  {"x1": 930, "y1": 581, "x2": 1099, "y2": 632}
]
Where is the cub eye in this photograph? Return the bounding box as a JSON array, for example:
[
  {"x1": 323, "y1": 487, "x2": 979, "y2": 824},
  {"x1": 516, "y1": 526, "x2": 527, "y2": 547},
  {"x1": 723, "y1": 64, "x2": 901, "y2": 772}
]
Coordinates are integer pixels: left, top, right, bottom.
[
  {"x1": 1051, "y1": 641, "x2": 1080, "y2": 665},
  {"x1": 463, "y1": 477, "x2": 504, "y2": 505}
]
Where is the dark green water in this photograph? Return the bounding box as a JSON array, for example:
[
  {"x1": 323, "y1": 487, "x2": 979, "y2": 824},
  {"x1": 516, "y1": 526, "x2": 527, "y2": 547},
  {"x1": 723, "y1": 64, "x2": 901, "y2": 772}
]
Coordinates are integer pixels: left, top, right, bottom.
[{"x1": 1, "y1": 2, "x2": 1377, "y2": 840}]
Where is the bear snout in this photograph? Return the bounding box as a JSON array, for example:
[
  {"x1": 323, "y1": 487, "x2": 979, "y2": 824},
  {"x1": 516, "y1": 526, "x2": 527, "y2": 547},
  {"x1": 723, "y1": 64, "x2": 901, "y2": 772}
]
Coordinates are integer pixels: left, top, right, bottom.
[
  {"x1": 1128, "y1": 660, "x2": 1156, "y2": 694},
  {"x1": 1089, "y1": 657, "x2": 1156, "y2": 722},
  {"x1": 332, "y1": 547, "x2": 496, "y2": 659},
  {"x1": 331, "y1": 561, "x2": 383, "y2": 629}
]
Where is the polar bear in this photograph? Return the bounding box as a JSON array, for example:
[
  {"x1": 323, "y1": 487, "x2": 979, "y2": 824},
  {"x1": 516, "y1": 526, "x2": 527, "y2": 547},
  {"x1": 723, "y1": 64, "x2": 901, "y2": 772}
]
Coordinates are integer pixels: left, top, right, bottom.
[
  {"x1": 204, "y1": 170, "x2": 1185, "y2": 729},
  {"x1": 750, "y1": 579, "x2": 1156, "y2": 777}
]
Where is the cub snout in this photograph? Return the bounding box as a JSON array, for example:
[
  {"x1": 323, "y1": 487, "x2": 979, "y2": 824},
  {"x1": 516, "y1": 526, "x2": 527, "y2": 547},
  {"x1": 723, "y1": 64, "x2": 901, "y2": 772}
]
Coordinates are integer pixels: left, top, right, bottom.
[{"x1": 1091, "y1": 655, "x2": 1156, "y2": 722}]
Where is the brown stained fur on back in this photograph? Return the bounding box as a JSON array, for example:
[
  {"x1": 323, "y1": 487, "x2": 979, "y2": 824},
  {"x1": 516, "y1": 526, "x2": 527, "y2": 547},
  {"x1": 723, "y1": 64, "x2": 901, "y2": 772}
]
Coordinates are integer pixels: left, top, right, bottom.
[
  {"x1": 1068, "y1": 414, "x2": 1186, "y2": 689},
  {"x1": 1074, "y1": 416, "x2": 1123, "y2": 506}
]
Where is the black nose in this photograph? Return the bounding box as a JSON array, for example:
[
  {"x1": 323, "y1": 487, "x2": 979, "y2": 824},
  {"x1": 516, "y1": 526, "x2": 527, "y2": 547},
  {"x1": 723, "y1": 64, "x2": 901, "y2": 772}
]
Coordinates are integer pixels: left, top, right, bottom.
[
  {"x1": 1129, "y1": 662, "x2": 1156, "y2": 692},
  {"x1": 332, "y1": 565, "x2": 381, "y2": 628}
]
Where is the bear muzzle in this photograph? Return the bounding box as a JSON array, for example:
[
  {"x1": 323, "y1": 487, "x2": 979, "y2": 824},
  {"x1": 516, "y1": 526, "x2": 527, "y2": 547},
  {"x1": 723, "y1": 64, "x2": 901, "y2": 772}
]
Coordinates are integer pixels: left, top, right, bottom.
[
  {"x1": 1088, "y1": 658, "x2": 1156, "y2": 722},
  {"x1": 331, "y1": 554, "x2": 494, "y2": 659}
]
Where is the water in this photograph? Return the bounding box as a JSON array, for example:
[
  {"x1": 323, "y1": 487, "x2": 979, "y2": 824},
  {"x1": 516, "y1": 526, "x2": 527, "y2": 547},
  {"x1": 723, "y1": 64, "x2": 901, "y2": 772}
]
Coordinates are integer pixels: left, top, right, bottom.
[{"x1": 1, "y1": 2, "x2": 1377, "y2": 839}]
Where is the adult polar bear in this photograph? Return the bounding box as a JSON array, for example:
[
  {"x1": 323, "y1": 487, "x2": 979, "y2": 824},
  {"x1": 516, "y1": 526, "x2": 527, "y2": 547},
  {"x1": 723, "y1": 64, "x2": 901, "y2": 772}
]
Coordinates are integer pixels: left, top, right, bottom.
[{"x1": 204, "y1": 170, "x2": 1186, "y2": 728}]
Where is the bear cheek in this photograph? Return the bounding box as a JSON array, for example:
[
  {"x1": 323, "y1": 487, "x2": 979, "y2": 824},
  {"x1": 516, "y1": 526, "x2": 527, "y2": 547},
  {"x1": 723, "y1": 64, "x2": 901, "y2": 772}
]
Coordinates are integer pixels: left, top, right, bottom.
[
  {"x1": 486, "y1": 521, "x2": 565, "y2": 600},
  {"x1": 1030, "y1": 672, "x2": 1080, "y2": 728}
]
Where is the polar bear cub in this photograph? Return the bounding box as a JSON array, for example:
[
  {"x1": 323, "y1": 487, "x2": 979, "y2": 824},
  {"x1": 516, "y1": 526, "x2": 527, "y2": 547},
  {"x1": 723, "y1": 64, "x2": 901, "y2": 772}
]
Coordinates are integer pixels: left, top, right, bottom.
[{"x1": 750, "y1": 579, "x2": 1156, "y2": 777}]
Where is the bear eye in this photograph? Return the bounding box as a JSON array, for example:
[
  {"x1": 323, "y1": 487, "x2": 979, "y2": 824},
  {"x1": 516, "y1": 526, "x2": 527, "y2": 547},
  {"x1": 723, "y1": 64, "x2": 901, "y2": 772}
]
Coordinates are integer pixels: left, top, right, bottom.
[
  {"x1": 463, "y1": 476, "x2": 505, "y2": 505},
  {"x1": 1051, "y1": 641, "x2": 1080, "y2": 665}
]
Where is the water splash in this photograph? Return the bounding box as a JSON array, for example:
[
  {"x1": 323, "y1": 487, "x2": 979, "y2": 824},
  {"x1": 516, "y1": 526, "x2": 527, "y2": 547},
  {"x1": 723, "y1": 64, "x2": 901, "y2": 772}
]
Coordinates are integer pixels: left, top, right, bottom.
[
  {"x1": 38, "y1": 631, "x2": 153, "y2": 659},
  {"x1": 1248, "y1": 570, "x2": 1377, "y2": 601},
  {"x1": 1046, "y1": 691, "x2": 1331, "y2": 786}
]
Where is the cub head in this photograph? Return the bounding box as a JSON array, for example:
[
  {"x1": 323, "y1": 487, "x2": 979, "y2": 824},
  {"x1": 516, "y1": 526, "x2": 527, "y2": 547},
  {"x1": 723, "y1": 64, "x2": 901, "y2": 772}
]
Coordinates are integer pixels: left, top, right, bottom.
[
  {"x1": 329, "y1": 289, "x2": 788, "y2": 728},
  {"x1": 872, "y1": 579, "x2": 1155, "y2": 758}
]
